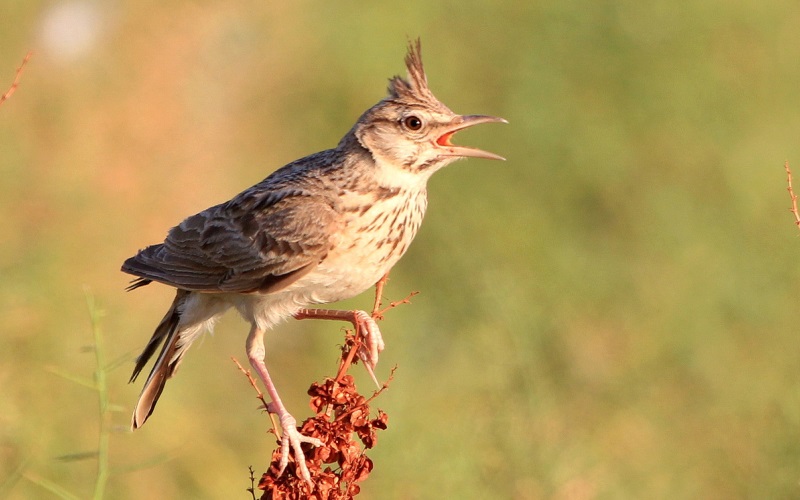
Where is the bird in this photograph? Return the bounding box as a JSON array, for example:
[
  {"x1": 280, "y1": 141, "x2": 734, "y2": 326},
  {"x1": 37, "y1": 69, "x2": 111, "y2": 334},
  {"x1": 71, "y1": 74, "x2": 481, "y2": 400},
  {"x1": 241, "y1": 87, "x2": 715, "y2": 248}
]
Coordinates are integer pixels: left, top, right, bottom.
[{"x1": 122, "y1": 39, "x2": 506, "y2": 483}]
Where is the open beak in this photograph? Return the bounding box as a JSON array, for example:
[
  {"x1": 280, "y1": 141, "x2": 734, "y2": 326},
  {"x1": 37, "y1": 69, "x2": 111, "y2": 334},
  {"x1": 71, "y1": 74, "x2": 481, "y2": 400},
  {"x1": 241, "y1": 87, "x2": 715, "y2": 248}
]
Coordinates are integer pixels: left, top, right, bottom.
[{"x1": 436, "y1": 114, "x2": 508, "y2": 161}]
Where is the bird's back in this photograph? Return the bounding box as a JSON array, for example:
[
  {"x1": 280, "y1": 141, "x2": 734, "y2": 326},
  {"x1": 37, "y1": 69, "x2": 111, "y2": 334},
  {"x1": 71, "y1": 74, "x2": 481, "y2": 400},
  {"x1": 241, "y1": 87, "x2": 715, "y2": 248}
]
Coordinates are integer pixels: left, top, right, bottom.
[{"x1": 122, "y1": 143, "x2": 428, "y2": 304}]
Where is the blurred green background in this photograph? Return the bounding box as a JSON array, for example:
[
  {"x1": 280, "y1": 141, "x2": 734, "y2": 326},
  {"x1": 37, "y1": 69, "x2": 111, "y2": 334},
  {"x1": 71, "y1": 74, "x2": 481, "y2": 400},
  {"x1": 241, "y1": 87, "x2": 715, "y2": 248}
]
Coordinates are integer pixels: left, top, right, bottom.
[{"x1": 2, "y1": 1, "x2": 800, "y2": 498}]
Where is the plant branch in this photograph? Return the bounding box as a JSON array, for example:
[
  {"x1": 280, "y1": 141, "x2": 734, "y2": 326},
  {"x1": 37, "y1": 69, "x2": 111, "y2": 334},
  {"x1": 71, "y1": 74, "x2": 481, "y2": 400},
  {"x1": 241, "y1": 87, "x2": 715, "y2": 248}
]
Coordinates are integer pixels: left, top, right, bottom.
[
  {"x1": 375, "y1": 291, "x2": 419, "y2": 320},
  {"x1": 84, "y1": 291, "x2": 111, "y2": 500},
  {"x1": 785, "y1": 161, "x2": 800, "y2": 230},
  {"x1": 231, "y1": 357, "x2": 282, "y2": 439},
  {"x1": 0, "y1": 52, "x2": 32, "y2": 108},
  {"x1": 371, "y1": 273, "x2": 390, "y2": 316}
]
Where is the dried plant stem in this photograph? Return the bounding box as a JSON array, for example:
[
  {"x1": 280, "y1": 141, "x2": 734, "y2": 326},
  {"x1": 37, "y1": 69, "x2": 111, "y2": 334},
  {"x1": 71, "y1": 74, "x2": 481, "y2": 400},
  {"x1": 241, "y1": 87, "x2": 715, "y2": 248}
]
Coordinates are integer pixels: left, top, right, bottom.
[
  {"x1": 246, "y1": 466, "x2": 257, "y2": 500},
  {"x1": 370, "y1": 272, "x2": 419, "y2": 321},
  {"x1": 335, "y1": 336, "x2": 363, "y2": 382},
  {"x1": 375, "y1": 291, "x2": 419, "y2": 319},
  {"x1": 0, "y1": 52, "x2": 32, "y2": 107},
  {"x1": 785, "y1": 161, "x2": 800, "y2": 230},
  {"x1": 231, "y1": 357, "x2": 282, "y2": 439},
  {"x1": 371, "y1": 273, "x2": 390, "y2": 315}
]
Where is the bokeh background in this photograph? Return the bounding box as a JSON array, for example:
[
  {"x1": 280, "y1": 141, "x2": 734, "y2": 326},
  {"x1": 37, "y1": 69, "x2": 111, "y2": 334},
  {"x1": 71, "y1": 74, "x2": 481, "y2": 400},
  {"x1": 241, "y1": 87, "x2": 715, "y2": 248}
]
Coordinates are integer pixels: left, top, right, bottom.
[{"x1": 3, "y1": 1, "x2": 800, "y2": 498}]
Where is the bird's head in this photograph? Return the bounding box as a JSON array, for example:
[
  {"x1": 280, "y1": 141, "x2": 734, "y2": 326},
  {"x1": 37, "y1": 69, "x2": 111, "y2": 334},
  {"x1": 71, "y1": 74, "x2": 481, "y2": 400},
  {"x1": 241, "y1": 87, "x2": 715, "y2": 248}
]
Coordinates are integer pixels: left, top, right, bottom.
[{"x1": 351, "y1": 40, "x2": 506, "y2": 180}]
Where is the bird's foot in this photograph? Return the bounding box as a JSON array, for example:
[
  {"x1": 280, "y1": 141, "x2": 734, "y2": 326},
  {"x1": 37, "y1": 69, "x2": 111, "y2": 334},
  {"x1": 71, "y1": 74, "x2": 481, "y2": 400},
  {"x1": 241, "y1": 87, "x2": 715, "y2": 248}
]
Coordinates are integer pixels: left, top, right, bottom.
[
  {"x1": 293, "y1": 308, "x2": 385, "y2": 387},
  {"x1": 269, "y1": 407, "x2": 323, "y2": 484},
  {"x1": 352, "y1": 310, "x2": 384, "y2": 388},
  {"x1": 352, "y1": 310, "x2": 384, "y2": 368}
]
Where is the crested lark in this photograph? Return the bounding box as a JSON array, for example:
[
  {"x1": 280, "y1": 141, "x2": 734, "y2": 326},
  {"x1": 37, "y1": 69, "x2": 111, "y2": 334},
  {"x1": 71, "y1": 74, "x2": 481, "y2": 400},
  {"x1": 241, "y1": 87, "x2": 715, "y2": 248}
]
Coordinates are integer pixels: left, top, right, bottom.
[{"x1": 123, "y1": 40, "x2": 505, "y2": 483}]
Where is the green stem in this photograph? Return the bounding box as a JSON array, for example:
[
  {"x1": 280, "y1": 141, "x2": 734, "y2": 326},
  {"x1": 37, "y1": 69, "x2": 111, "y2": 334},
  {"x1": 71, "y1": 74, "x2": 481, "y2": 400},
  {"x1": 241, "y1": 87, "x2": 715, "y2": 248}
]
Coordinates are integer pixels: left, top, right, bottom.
[{"x1": 85, "y1": 291, "x2": 110, "y2": 500}]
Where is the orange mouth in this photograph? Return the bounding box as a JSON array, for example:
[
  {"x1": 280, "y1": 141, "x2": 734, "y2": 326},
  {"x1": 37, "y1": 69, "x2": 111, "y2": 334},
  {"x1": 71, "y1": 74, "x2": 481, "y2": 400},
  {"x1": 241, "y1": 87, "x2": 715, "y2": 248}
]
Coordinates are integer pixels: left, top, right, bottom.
[
  {"x1": 434, "y1": 115, "x2": 508, "y2": 161},
  {"x1": 436, "y1": 131, "x2": 455, "y2": 147}
]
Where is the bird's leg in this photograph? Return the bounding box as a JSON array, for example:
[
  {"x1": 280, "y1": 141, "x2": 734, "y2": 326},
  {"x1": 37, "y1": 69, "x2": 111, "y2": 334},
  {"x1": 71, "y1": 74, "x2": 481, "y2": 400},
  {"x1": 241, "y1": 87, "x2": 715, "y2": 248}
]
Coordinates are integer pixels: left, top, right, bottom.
[
  {"x1": 246, "y1": 324, "x2": 322, "y2": 484},
  {"x1": 293, "y1": 308, "x2": 384, "y2": 386}
]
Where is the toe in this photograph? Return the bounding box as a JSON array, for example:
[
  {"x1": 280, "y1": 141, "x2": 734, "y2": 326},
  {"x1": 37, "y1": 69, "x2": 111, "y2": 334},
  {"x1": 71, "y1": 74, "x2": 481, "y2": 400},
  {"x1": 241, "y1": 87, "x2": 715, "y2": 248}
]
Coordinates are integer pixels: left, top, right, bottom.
[{"x1": 276, "y1": 414, "x2": 322, "y2": 484}]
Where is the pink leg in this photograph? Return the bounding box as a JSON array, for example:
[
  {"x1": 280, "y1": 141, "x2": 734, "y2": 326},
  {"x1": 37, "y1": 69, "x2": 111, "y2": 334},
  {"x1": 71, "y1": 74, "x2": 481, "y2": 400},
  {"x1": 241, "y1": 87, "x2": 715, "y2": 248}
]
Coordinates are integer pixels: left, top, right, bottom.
[
  {"x1": 294, "y1": 308, "x2": 384, "y2": 387},
  {"x1": 246, "y1": 324, "x2": 322, "y2": 484}
]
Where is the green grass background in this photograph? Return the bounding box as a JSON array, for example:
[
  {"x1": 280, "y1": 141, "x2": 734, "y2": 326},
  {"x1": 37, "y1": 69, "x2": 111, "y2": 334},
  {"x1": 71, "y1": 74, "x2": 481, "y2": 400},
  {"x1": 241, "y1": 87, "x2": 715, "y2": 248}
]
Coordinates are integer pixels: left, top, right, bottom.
[{"x1": 3, "y1": 1, "x2": 800, "y2": 498}]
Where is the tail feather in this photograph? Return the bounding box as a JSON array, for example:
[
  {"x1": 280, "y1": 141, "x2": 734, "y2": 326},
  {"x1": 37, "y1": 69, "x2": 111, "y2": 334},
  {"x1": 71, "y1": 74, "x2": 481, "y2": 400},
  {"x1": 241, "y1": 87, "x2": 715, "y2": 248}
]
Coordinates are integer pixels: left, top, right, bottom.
[
  {"x1": 125, "y1": 277, "x2": 152, "y2": 292},
  {"x1": 131, "y1": 290, "x2": 187, "y2": 429}
]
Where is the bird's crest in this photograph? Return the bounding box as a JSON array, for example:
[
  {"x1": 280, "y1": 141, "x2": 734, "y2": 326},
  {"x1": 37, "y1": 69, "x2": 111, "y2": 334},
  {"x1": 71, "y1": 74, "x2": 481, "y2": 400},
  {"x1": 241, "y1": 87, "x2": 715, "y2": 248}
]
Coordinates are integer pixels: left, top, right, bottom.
[{"x1": 387, "y1": 39, "x2": 437, "y2": 104}]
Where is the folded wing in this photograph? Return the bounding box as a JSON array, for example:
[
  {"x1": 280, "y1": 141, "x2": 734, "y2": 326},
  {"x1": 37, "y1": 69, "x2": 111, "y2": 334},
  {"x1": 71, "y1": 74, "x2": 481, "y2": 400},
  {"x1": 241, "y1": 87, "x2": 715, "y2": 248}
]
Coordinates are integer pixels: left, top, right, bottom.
[{"x1": 122, "y1": 187, "x2": 339, "y2": 294}]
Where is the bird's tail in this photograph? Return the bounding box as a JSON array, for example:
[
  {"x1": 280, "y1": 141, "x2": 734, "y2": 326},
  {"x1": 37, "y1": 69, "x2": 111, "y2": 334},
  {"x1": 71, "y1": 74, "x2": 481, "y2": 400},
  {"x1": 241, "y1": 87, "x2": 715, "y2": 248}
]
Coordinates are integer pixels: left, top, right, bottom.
[{"x1": 130, "y1": 290, "x2": 188, "y2": 430}]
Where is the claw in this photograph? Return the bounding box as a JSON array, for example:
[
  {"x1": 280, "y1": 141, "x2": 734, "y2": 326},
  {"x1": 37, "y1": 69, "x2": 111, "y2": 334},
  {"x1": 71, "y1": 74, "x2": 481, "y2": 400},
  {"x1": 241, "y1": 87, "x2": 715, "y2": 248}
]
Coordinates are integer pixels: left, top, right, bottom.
[
  {"x1": 276, "y1": 412, "x2": 323, "y2": 484},
  {"x1": 358, "y1": 350, "x2": 381, "y2": 389},
  {"x1": 352, "y1": 310, "x2": 385, "y2": 368},
  {"x1": 293, "y1": 308, "x2": 386, "y2": 387}
]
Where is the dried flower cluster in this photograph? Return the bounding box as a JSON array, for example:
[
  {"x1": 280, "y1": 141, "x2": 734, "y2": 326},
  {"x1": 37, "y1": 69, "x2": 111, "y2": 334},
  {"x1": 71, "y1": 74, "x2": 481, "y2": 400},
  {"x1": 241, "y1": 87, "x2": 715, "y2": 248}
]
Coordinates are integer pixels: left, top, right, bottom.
[
  {"x1": 239, "y1": 278, "x2": 414, "y2": 499},
  {"x1": 255, "y1": 332, "x2": 393, "y2": 499}
]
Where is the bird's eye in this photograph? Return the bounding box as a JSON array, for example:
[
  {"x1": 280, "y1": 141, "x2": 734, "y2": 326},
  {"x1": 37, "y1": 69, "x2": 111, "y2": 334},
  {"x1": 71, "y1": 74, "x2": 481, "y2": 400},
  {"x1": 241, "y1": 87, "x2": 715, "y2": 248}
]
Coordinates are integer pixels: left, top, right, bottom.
[{"x1": 403, "y1": 115, "x2": 423, "y2": 131}]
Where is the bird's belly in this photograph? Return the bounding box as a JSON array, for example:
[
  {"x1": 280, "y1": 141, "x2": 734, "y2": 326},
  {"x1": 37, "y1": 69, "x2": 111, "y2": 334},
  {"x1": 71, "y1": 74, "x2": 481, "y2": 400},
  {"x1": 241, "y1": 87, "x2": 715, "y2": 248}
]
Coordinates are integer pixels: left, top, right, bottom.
[
  {"x1": 295, "y1": 194, "x2": 425, "y2": 304},
  {"x1": 297, "y1": 239, "x2": 404, "y2": 304},
  {"x1": 231, "y1": 220, "x2": 414, "y2": 331},
  {"x1": 238, "y1": 189, "x2": 427, "y2": 321}
]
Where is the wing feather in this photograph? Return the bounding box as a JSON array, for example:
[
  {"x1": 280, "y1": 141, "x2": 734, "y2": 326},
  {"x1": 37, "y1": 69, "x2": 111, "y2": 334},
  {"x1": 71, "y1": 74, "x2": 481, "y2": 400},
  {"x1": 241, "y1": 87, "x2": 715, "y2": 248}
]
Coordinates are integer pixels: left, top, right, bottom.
[{"x1": 122, "y1": 185, "x2": 340, "y2": 294}]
